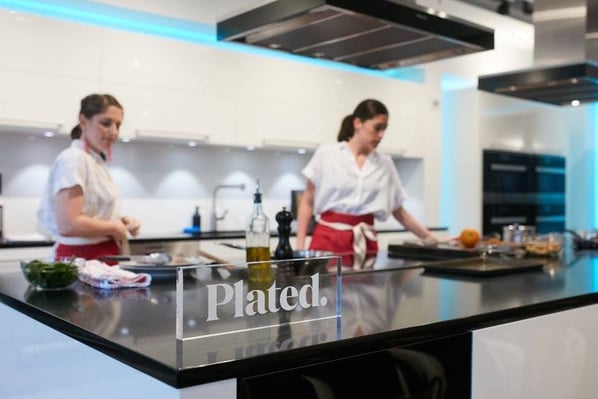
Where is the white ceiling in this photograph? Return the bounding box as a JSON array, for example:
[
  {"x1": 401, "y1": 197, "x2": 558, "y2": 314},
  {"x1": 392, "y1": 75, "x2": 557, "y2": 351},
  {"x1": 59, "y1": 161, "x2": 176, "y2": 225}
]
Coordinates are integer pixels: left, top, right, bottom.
[
  {"x1": 92, "y1": 0, "x2": 535, "y2": 26},
  {"x1": 93, "y1": 0, "x2": 275, "y2": 24}
]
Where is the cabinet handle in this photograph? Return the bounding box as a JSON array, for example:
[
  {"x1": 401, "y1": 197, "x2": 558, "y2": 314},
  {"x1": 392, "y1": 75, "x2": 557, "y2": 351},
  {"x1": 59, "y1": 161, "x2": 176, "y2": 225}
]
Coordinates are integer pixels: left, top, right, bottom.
[
  {"x1": 490, "y1": 216, "x2": 527, "y2": 225},
  {"x1": 535, "y1": 166, "x2": 565, "y2": 174},
  {"x1": 490, "y1": 163, "x2": 527, "y2": 172},
  {"x1": 535, "y1": 215, "x2": 565, "y2": 223}
]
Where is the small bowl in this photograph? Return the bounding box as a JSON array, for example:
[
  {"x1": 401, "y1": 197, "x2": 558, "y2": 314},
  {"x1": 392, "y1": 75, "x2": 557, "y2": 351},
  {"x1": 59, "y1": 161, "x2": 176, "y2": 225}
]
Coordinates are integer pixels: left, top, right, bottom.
[
  {"x1": 20, "y1": 259, "x2": 80, "y2": 290},
  {"x1": 524, "y1": 234, "x2": 563, "y2": 258}
]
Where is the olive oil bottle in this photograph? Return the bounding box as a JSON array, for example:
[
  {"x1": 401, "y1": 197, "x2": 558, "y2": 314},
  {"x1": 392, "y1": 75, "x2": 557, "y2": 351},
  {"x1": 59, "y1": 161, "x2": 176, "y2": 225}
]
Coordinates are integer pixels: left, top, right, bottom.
[{"x1": 245, "y1": 181, "x2": 272, "y2": 284}]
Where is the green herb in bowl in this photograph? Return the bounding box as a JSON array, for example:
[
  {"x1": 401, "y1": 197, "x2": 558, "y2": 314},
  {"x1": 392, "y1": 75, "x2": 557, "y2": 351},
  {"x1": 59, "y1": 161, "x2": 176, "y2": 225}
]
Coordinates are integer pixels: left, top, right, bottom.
[{"x1": 20, "y1": 259, "x2": 79, "y2": 290}]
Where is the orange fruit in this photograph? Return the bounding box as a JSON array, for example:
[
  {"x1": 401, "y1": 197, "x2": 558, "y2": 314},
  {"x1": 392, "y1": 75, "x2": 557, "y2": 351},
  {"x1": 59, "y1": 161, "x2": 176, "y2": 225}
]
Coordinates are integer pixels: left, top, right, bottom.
[{"x1": 459, "y1": 228, "x2": 481, "y2": 248}]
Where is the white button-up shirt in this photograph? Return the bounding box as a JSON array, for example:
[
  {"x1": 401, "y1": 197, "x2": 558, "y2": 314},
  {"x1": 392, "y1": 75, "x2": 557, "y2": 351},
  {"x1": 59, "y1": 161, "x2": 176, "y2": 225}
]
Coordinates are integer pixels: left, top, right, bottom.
[
  {"x1": 37, "y1": 139, "x2": 121, "y2": 245},
  {"x1": 302, "y1": 142, "x2": 406, "y2": 221}
]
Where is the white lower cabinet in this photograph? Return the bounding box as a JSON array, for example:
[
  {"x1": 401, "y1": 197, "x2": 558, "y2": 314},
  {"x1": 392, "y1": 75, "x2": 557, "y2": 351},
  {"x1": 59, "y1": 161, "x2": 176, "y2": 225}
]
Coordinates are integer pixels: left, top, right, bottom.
[
  {"x1": 472, "y1": 304, "x2": 598, "y2": 399},
  {"x1": 0, "y1": 304, "x2": 237, "y2": 399}
]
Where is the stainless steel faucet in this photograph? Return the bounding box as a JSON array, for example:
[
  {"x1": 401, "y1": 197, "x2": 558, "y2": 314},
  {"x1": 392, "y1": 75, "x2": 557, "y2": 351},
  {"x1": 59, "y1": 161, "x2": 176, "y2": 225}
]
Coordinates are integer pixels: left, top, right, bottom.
[{"x1": 210, "y1": 183, "x2": 246, "y2": 232}]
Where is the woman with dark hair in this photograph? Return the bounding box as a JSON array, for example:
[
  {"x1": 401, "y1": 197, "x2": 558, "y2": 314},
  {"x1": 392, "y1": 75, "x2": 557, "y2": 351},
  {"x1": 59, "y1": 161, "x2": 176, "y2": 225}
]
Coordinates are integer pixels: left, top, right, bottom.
[
  {"x1": 296, "y1": 99, "x2": 435, "y2": 264},
  {"x1": 37, "y1": 94, "x2": 140, "y2": 260},
  {"x1": 70, "y1": 124, "x2": 82, "y2": 140}
]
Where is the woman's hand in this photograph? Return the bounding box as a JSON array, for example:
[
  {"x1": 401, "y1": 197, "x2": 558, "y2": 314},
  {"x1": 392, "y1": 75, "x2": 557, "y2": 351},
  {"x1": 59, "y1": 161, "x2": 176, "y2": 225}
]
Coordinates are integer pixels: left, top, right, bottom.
[
  {"x1": 121, "y1": 216, "x2": 141, "y2": 237},
  {"x1": 421, "y1": 235, "x2": 439, "y2": 247}
]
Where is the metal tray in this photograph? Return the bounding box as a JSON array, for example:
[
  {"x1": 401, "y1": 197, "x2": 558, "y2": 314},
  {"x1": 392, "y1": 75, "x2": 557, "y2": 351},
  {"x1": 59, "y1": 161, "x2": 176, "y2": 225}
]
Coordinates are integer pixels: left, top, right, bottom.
[
  {"x1": 388, "y1": 243, "x2": 479, "y2": 260},
  {"x1": 422, "y1": 257, "x2": 545, "y2": 277},
  {"x1": 118, "y1": 261, "x2": 200, "y2": 280}
]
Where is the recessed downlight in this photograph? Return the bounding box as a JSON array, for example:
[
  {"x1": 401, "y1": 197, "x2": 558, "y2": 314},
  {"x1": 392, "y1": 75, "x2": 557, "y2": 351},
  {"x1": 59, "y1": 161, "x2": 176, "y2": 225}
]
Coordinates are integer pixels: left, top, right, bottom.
[{"x1": 571, "y1": 99, "x2": 581, "y2": 107}]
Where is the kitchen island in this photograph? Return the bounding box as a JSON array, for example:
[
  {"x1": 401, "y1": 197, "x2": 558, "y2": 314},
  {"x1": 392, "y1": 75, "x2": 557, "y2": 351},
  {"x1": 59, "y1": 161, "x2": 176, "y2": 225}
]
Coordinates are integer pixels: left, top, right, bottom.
[{"x1": 1, "y1": 250, "x2": 598, "y2": 398}]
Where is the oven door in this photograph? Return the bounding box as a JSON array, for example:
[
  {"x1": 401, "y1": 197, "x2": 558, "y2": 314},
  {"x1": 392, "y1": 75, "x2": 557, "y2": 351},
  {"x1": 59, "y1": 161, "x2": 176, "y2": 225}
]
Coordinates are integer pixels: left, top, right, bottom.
[
  {"x1": 534, "y1": 154, "x2": 565, "y2": 193},
  {"x1": 483, "y1": 203, "x2": 533, "y2": 237},
  {"x1": 483, "y1": 150, "x2": 534, "y2": 193}
]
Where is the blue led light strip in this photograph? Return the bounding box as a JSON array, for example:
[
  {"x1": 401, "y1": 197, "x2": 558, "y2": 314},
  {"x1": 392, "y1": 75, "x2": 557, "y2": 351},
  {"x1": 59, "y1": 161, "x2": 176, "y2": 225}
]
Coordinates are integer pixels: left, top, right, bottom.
[
  {"x1": 0, "y1": 0, "x2": 423, "y2": 83},
  {"x1": 595, "y1": 104, "x2": 598, "y2": 227},
  {"x1": 0, "y1": 0, "x2": 213, "y2": 41}
]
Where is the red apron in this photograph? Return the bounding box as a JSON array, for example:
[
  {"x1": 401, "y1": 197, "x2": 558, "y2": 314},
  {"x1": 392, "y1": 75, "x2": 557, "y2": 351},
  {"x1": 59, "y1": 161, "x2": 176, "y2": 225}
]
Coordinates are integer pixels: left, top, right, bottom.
[
  {"x1": 309, "y1": 211, "x2": 378, "y2": 263},
  {"x1": 55, "y1": 240, "x2": 119, "y2": 264}
]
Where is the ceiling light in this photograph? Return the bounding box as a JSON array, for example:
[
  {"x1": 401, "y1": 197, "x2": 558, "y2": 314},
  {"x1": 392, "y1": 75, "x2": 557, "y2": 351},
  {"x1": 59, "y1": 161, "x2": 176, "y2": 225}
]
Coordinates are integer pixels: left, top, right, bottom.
[
  {"x1": 571, "y1": 100, "x2": 581, "y2": 107},
  {"x1": 0, "y1": 118, "x2": 63, "y2": 136},
  {"x1": 43, "y1": 131, "x2": 55, "y2": 137},
  {"x1": 135, "y1": 129, "x2": 209, "y2": 145},
  {"x1": 262, "y1": 138, "x2": 319, "y2": 153}
]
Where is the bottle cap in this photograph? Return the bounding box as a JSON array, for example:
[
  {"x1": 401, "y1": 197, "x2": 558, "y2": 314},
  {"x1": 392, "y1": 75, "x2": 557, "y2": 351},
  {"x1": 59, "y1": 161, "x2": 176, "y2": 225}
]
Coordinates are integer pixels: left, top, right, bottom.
[{"x1": 253, "y1": 179, "x2": 262, "y2": 204}]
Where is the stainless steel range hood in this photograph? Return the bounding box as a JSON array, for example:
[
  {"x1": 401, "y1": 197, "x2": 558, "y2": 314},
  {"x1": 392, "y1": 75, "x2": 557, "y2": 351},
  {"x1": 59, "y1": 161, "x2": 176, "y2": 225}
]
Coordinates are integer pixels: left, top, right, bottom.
[
  {"x1": 479, "y1": 0, "x2": 598, "y2": 106},
  {"x1": 217, "y1": 0, "x2": 494, "y2": 70}
]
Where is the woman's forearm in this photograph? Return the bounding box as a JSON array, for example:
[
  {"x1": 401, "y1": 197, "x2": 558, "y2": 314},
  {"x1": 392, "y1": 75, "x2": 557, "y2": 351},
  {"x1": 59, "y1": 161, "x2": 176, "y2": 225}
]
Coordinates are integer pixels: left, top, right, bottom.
[
  {"x1": 392, "y1": 207, "x2": 432, "y2": 239},
  {"x1": 54, "y1": 187, "x2": 127, "y2": 241},
  {"x1": 295, "y1": 181, "x2": 315, "y2": 249}
]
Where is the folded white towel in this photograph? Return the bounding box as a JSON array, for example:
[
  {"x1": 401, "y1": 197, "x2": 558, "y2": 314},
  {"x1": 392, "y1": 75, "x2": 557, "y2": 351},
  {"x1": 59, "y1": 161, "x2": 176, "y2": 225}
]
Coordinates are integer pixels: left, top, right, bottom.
[{"x1": 79, "y1": 259, "x2": 151, "y2": 289}]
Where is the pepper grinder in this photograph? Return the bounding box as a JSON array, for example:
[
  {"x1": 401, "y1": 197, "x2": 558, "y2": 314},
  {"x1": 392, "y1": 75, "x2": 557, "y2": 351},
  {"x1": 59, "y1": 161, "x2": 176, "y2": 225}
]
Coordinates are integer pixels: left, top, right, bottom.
[{"x1": 274, "y1": 207, "x2": 294, "y2": 260}]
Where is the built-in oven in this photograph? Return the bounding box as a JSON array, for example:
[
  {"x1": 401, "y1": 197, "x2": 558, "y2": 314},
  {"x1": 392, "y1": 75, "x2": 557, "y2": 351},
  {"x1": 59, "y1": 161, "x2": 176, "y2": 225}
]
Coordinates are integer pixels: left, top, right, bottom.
[
  {"x1": 534, "y1": 154, "x2": 565, "y2": 193},
  {"x1": 483, "y1": 150, "x2": 534, "y2": 193},
  {"x1": 482, "y1": 150, "x2": 565, "y2": 236},
  {"x1": 483, "y1": 203, "x2": 532, "y2": 236}
]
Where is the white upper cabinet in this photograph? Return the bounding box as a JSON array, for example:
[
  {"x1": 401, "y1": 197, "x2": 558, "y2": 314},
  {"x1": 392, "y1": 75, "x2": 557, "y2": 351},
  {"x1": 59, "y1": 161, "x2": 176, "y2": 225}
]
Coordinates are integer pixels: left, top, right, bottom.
[
  {"x1": 0, "y1": 12, "x2": 103, "y2": 132},
  {"x1": 0, "y1": 10, "x2": 437, "y2": 156}
]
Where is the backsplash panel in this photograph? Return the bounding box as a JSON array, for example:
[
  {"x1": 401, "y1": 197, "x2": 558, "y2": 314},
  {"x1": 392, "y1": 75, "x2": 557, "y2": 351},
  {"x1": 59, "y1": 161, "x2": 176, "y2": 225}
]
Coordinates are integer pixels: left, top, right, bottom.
[{"x1": 0, "y1": 132, "x2": 423, "y2": 236}]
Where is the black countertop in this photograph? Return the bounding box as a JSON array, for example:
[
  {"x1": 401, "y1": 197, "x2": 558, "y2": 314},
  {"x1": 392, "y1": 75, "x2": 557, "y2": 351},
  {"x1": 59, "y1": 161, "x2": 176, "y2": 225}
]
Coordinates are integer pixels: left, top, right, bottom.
[
  {"x1": 1, "y1": 249, "x2": 595, "y2": 389},
  {"x1": 0, "y1": 227, "x2": 448, "y2": 248}
]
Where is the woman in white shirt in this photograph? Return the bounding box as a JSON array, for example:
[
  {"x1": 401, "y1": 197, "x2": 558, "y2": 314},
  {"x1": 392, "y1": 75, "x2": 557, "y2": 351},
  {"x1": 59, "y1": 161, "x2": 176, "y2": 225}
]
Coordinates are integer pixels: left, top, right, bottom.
[
  {"x1": 37, "y1": 94, "x2": 140, "y2": 260},
  {"x1": 296, "y1": 99, "x2": 435, "y2": 259}
]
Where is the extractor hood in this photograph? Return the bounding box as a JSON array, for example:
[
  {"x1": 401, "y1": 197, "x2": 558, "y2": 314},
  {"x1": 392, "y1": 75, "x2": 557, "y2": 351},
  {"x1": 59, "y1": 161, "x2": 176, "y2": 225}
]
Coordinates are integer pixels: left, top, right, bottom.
[
  {"x1": 479, "y1": 0, "x2": 598, "y2": 106},
  {"x1": 217, "y1": 0, "x2": 494, "y2": 70}
]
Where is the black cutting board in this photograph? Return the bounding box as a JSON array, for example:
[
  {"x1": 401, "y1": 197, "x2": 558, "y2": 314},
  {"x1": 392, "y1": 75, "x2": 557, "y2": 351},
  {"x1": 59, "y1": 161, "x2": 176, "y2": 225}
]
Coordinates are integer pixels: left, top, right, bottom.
[
  {"x1": 422, "y1": 257, "x2": 545, "y2": 277},
  {"x1": 388, "y1": 243, "x2": 479, "y2": 260}
]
